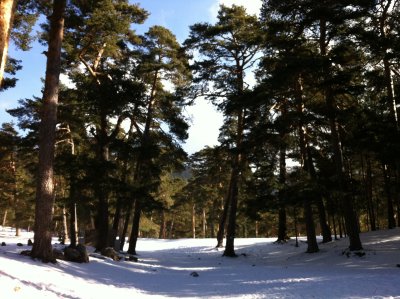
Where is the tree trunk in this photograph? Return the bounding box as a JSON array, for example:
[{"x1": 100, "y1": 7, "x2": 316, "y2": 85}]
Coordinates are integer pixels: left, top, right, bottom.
[
  {"x1": 216, "y1": 179, "x2": 232, "y2": 247},
  {"x1": 331, "y1": 213, "x2": 338, "y2": 240},
  {"x1": 95, "y1": 142, "x2": 110, "y2": 251},
  {"x1": 382, "y1": 164, "x2": 396, "y2": 229},
  {"x1": 364, "y1": 156, "x2": 376, "y2": 231},
  {"x1": 61, "y1": 206, "x2": 69, "y2": 245},
  {"x1": 295, "y1": 75, "x2": 319, "y2": 251},
  {"x1": 316, "y1": 197, "x2": 332, "y2": 243},
  {"x1": 223, "y1": 168, "x2": 239, "y2": 257},
  {"x1": 109, "y1": 194, "x2": 123, "y2": 248},
  {"x1": 68, "y1": 134, "x2": 78, "y2": 247},
  {"x1": 202, "y1": 208, "x2": 206, "y2": 238},
  {"x1": 0, "y1": 0, "x2": 16, "y2": 88},
  {"x1": 192, "y1": 203, "x2": 196, "y2": 239},
  {"x1": 223, "y1": 106, "x2": 245, "y2": 257},
  {"x1": 31, "y1": 0, "x2": 66, "y2": 263},
  {"x1": 127, "y1": 199, "x2": 141, "y2": 255},
  {"x1": 168, "y1": 217, "x2": 175, "y2": 239},
  {"x1": 319, "y1": 18, "x2": 362, "y2": 251},
  {"x1": 69, "y1": 202, "x2": 78, "y2": 247},
  {"x1": 159, "y1": 210, "x2": 166, "y2": 239},
  {"x1": 304, "y1": 200, "x2": 319, "y2": 253},
  {"x1": 119, "y1": 202, "x2": 133, "y2": 251},
  {"x1": 276, "y1": 127, "x2": 287, "y2": 243},
  {"x1": 2, "y1": 209, "x2": 7, "y2": 226}
]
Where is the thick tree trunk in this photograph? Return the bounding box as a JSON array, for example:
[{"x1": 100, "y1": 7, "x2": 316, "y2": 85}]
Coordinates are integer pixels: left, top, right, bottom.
[
  {"x1": 31, "y1": 0, "x2": 66, "y2": 263},
  {"x1": 223, "y1": 107, "x2": 244, "y2": 257},
  {"x1": 95, "y1": 142, "x2": 110, "y2": 251},
  {"x1": 0, "y1": 0, "x2": 16, "y2": 87},
  {"x1": 223, "y1": 167, "x2": 239, "y2": 257},
  {"x1": 304, "y1": 200, "x2": 319, "y2": 253}
]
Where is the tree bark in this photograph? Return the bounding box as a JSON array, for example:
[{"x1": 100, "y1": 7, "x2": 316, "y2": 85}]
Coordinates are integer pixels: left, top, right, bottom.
[
  {"x1": 159, "y1": 210, "x2": 166, "y2": 239},
  {"x1": 127, "y1": 199, "x2": 141, "y2": 255},
  {"x1": 192, "y1": 203, "x2": 196, "y2": 238},
  {"x1": 382, "y1": 164, "x2": 396, "y2": 229},
  {"x1": 0, "y1": 0, "x2": 16, "y2": 88},
  {"x1": 223, "y1": 106, "x2": 244, "y2": 257},
  {"x1": 216, "y1": 179, "x2": 231, "y2": 247},
  {"x1": 276, "y1": 123, "x2": 287, "y2": 243},
  {"x1": 364, "y1": 156, "x2": 376, "y2": 231},
  {"x1": 31, "y1": 0, "x2": 66, "y2": 263},
  {"x1": 69, "y1": 202, "x2": 78, "y2": 247},
  {"x1": 61, "y1": 206, "x2": 69, "y2": 244},
  {"x1": 94, "y1": 138, "x2": 110, "y2": 251},
  {"x1": 202, "y1": 208, "x2": 206, "y2": 238},
  {"x1": 2, "y1": 209, "x2": 7, "y2": 226},
  {"x1": 119, "y1": 202, "x2": 133, "y2": 251},
  {"x1": 304, "y1": 200, "x2": 319, "y2": 253}
]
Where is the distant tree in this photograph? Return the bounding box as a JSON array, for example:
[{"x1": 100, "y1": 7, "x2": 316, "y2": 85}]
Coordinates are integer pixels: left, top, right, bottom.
[{"x1": 0, "y1": 123, "x2": 35, "y2": 234}]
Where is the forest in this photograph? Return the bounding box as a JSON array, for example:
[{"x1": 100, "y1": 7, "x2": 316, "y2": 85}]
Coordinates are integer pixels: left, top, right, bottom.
[{"x1": 0, "y1": 0, "x2": 400, "y2": 263}]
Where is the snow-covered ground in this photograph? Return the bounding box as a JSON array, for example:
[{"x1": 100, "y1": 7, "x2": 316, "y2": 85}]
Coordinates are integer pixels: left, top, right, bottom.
[{"x1": 1, "y1": 227, "x2": 400, "y2": 299}]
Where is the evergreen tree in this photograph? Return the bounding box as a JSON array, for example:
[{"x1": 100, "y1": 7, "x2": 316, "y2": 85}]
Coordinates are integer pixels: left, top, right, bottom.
[
  {"x1": 31, "y1": 0, "x2": 66, "y2": 263},
  {"x1": 127, "y1": 25, "x2": 191, "y2": 255},
  {"x1": 185, "y1": 4, "x2": 263, "y2": 257}
]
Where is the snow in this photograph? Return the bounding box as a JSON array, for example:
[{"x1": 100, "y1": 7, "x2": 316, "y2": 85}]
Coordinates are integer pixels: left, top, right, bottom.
[{"x1": 1, "y1": 227, "x2": 400, "y2": 298}]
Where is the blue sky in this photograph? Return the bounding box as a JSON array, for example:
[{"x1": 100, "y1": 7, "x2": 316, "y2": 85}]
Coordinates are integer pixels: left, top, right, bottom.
[{"x1": 0, "y1": 0, "x2": 262, "y2": 154}]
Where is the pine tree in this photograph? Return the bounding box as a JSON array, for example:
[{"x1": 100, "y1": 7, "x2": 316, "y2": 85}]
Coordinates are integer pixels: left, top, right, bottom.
[
  {"x1": 31, "y1": 0, "x2": 66, "y2": 263},
  {"x1": 127, "y1": 25, "x2": 191, "y2": 255},
  {"x1": 185, "y1": 4, "x2": 263, "y2": 257}
]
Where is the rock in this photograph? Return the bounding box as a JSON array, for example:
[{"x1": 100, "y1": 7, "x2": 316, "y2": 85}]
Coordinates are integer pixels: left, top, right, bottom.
[
  {"x1": 20, "y1": 250, "x2": 31, "y2": 256},
  {"x1": 354, "y1": 251, "x2": 366, "y2": 257},
  {"x1": 190, "y1": 271, "x2": 199, "y2": 277},
  {"x1": 1, "y1": 242, "x2": 6, "y2": 246},
  {"x1": 76, "y1": 244, "x2": 89, "y2": 263},
  {"x1": 27, "y1": 239, "x2": 33, "y2": 246},
  {"x1": 64, "y1": 245, "x2": 89, "y2": 263},
  {"x1": 16, "y1": 243, "x2": 23, "y2": 247},
  {"x1": 53, "y1": 248, "x2": 65, "y2": 260},
  {"x1": 101, "y1": 247, "x2": 121, "y2": 261}
]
